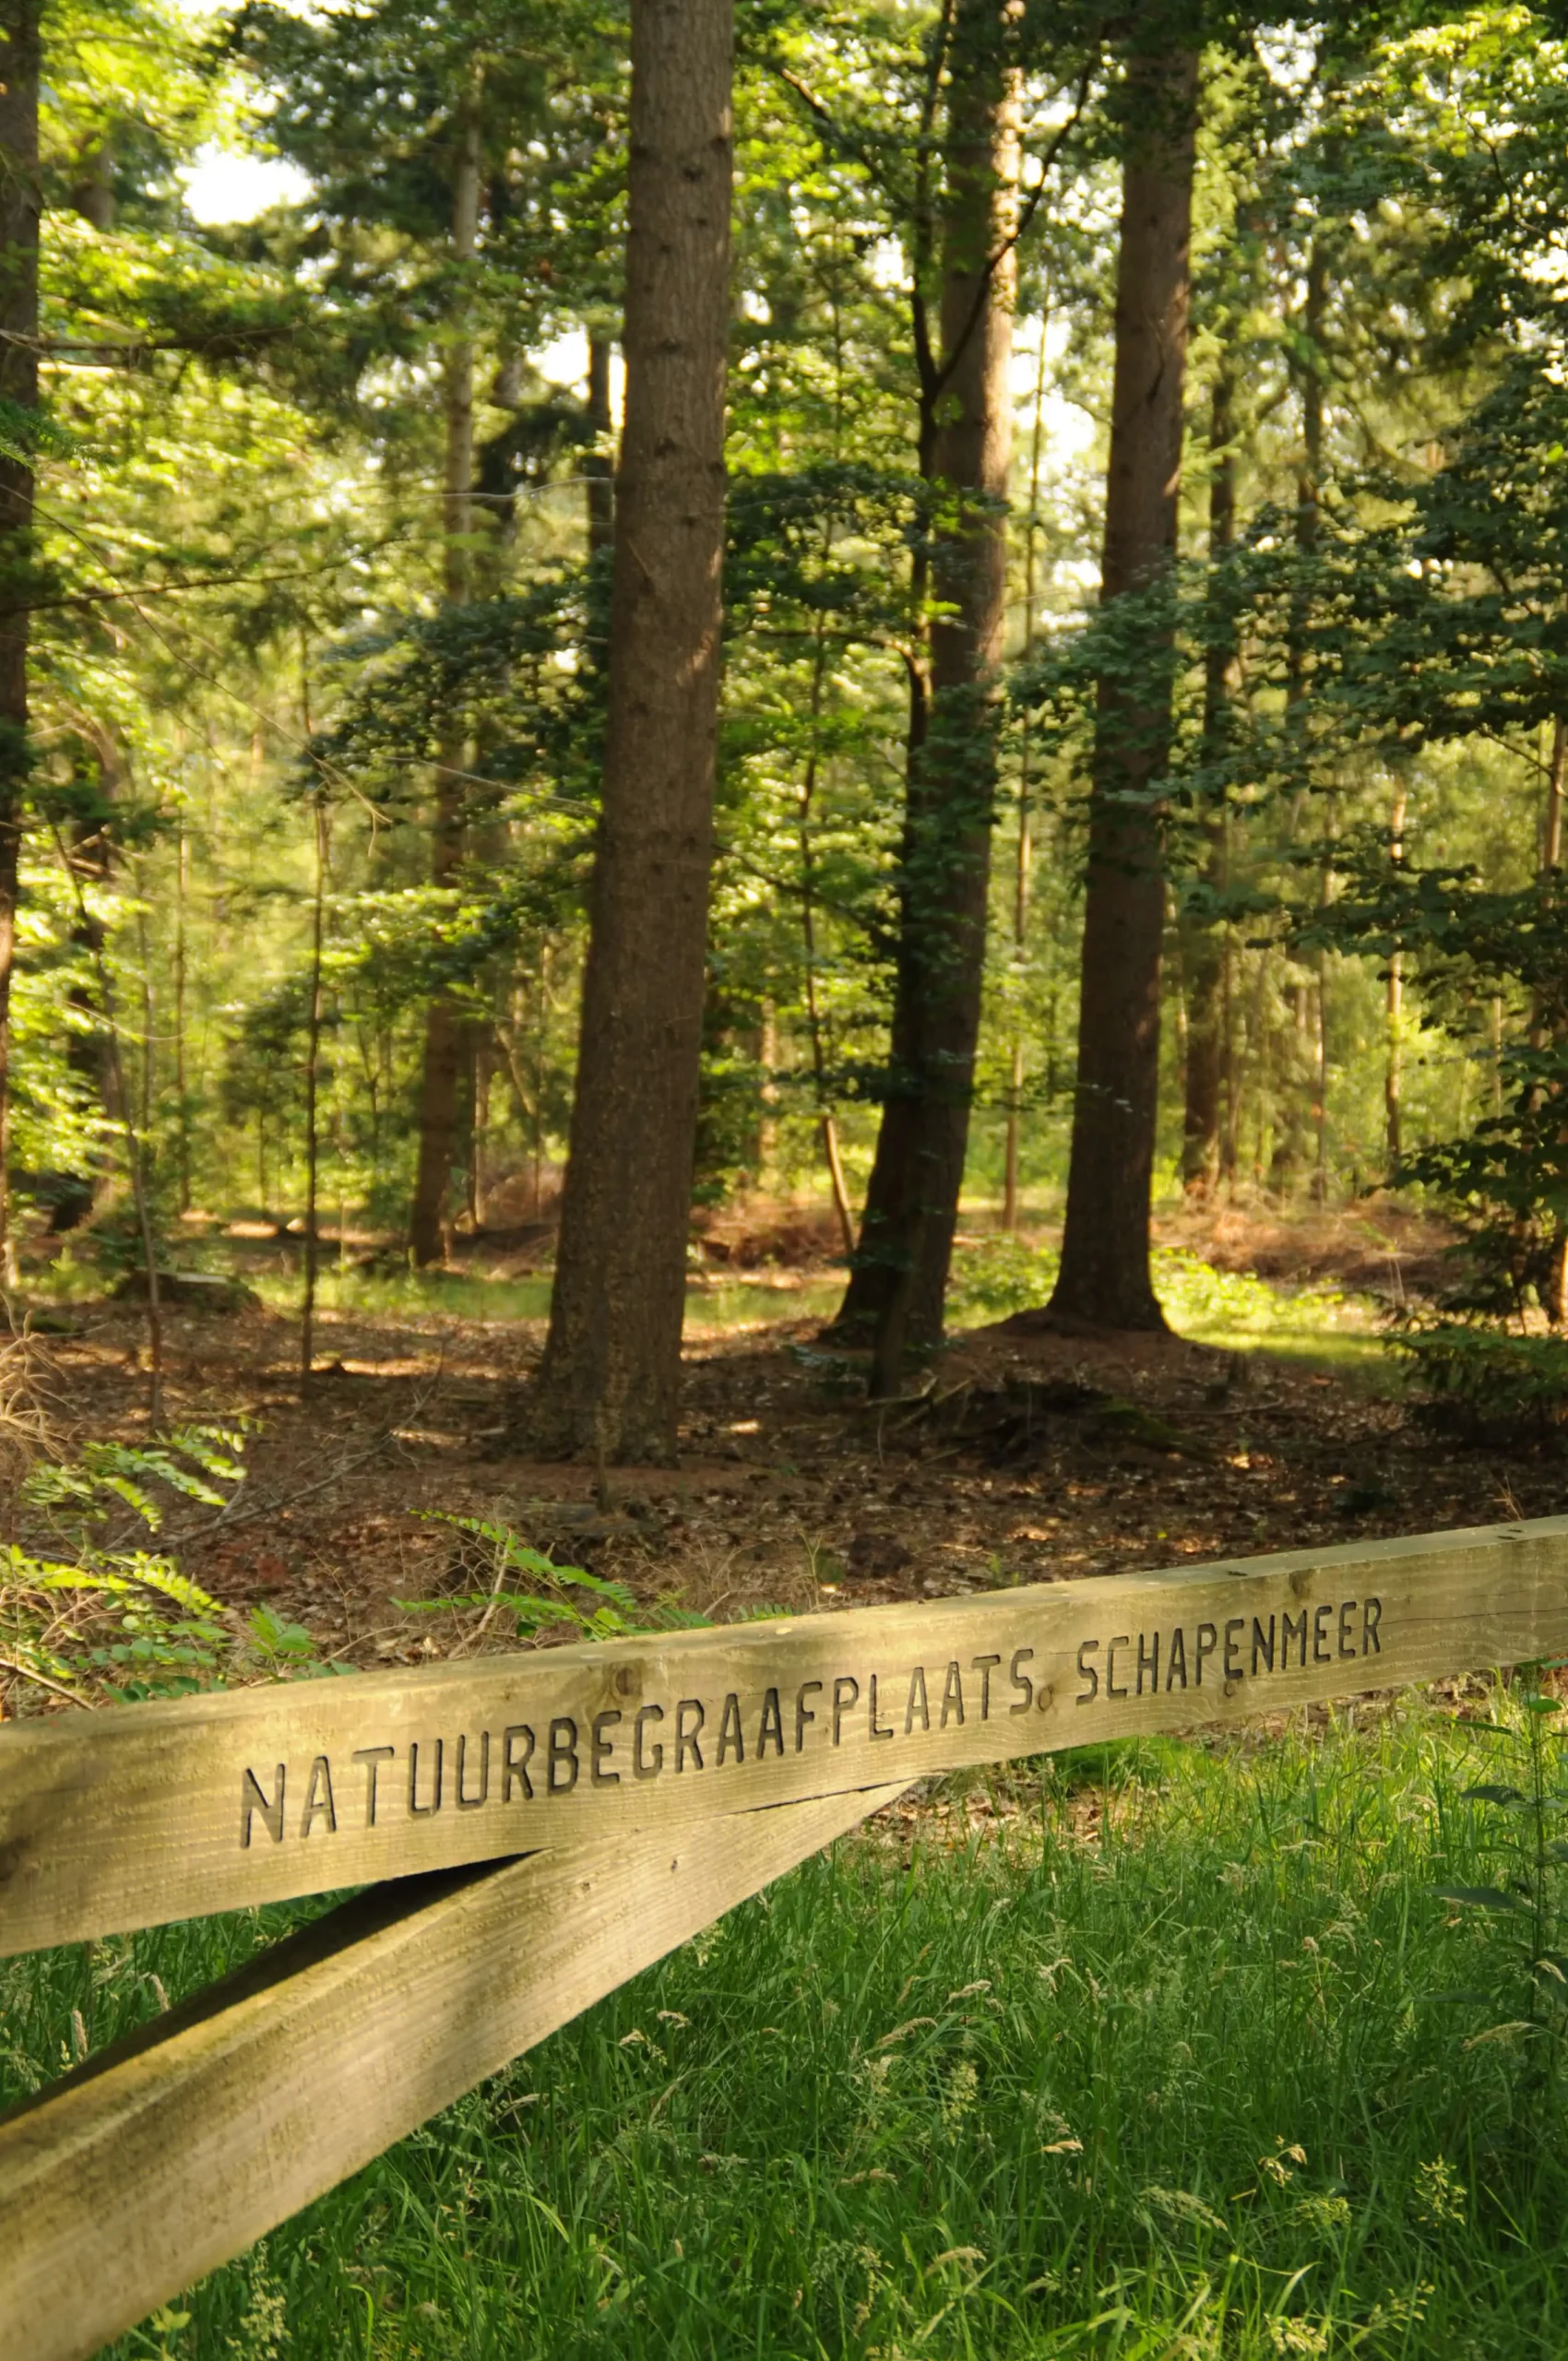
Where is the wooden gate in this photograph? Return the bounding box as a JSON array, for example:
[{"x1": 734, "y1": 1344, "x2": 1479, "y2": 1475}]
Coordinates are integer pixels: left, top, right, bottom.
[{"x1": 5, "y1": 1514, "x2": 1567, "y2": 2361}]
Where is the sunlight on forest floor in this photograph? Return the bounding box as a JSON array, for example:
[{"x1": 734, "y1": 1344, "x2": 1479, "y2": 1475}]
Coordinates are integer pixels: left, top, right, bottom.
[
  {"x1": 220, "y1": 1246, "x2": 1392, "y2": 1385},
  {"x1": 99, "y1": 1227, "x2": 1388, "y2": 1399}
]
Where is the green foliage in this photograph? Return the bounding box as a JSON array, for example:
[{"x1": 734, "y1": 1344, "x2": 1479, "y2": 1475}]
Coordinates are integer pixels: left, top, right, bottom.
[
  {"x1": 1, "y1": 1424, "x2": 322, "y2": 1707},
  {"x1": 1389, "y1": 1324, "x2": 1568, "y2": 1441},
  {"x1": 399, "y1": 1512, "x2": 707, "y2": 1643},
  {"x1": 944, "y1": 1230, "x2": 1059, "y2": 1321},
  {"x1": 944, "y1": 1235, "x2": 1312, "y2": 1337},
  {"x1": 1431, "y1": 1666, "x2": 1568, "y2": 2095},
  {"x1": 1306, "y1": 836, "x2": 1568, "y2": 1339}
]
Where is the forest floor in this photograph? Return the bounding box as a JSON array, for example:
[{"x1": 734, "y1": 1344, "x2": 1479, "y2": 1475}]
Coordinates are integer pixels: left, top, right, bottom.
[{"x1": 15, "y1": 1192, "x2": 1558, "y2": 1667}]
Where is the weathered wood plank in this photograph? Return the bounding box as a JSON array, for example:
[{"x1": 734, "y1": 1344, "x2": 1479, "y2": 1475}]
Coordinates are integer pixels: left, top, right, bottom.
[
  {"x1": 4, "y1": 1516, "x2": 1567, "y2": 1956},
  {"x1": 0, "y1": 1782, "x2": 906, "y2": 2361}
]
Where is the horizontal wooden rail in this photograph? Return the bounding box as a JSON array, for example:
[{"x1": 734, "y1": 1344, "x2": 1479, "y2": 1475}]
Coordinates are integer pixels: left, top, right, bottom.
[
  {"x1": 0, "y1": 1783, "x2": 905, "y2": 2361},
  {"x1": 4, "y1": 1516, "x2": 1567, "y2": 1956}
]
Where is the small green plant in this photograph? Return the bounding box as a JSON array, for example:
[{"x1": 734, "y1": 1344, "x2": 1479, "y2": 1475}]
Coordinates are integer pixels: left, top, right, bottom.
[
  {"x1": 1390, "y1": 1322, "x2": 1568, "y2": 1442},
  {"x1": 1433, "y1": 1665, "x2": 1568, "y2": 2094},
  {"x1": 398, "y1": 1511, "x2": 708, "y2": 1643},
  {"x1": 944, "y1": 1233, "x2": 1059, "y2": 1323},
  {"x1": 2, "y1": 1424, "x2": 322, "y2": 1709},
  {"x1": 944, "y1": 1236, "x2": 1329, "y2": 1335}
]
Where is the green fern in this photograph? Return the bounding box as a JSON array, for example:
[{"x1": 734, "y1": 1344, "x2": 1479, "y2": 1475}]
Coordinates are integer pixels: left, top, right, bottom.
[
  {"x1": 398, "y1": 1510, "x2": 708, "y2": 1643},
  {"x1": 2, "y1": 1425, "x2": 323, "y2": 1709}
]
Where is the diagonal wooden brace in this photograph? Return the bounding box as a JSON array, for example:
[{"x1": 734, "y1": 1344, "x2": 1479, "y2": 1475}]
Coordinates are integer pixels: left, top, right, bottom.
[{"x1": 0, "y1": 1782, "x2": 907, "y2": 2361}]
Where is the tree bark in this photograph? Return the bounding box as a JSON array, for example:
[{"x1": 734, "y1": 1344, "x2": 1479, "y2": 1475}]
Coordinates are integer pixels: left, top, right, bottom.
[
  {"x1": 1384, "y1": 781, "x2": 1406, "y2": 1173},
  {"x1": 798, "y1": 607, "x2": 856, "y2": 1257},
  {"x1": 301, "y1": 797, "x2": 327, "y2": 1389},
  {"x1": 1047, "y1": 43, "x2": 1197, "y2": 1332},
  {"x1": 0, "y1": 0, "x2": 40, "y2": 1287},
  {"x1": 1181, "y1": 361, "x2": 1235, "y2": 1195},
  {"x1": 1532, "y1": 723, "x2": 1566, "y2": 1316},
  {"x1": 410, "y1": 96, "x2": 481, "y2": 1268},
  {"x1": 532, "y1": 0, "x2": 732, "y2": 1463},
  {"x1": 1274, "y1": 240, "x2": 1325, "y2": 1198},
  {"x1": 835, "y1": 0, "x2": 1017, "y2": 1384},
  {"x1": 585, "y1": 331, "x2": 614, "y2": 556},
  {"x1": 1004, "y1": 306, "x2": 1050, "y2": 1232}
]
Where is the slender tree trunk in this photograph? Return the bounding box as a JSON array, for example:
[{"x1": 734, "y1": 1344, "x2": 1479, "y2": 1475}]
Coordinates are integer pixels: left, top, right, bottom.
[
  {"x1": 1385, "y1": 781, "x2": 1406, "y2": 1172},
  {"x1": 837, "y1": 0, "x2": 1018, "y2": 1387},
  {"x1": 1545, "y1": 718, "x2": 1567, "y2": 874},
  {"x1": 1047, "y1": 44, "x2": 1198, "y2": 1332},
  {"x1": 1530, "y1": 718, "x2": 1568, "y2": 1062},
  {"x1": 1313, "y1": 793, "x2": 1335, "y2": 1201},
  {"x1": 798, "y1": 610, "x2": 856, "y2": 1256},
  {"x1": 533, "y1": 0, "x2": 732, "y2": 1463},
  {"x1": 1287, "y1": 243, "x2": 1325, "y2": 708},
  {"x1": 410, "y1": 98, "x2": 481, "y2": 1267},
  {"x1": 471, "y1": 1035, "x2": 489, "y2": 1226},
  {"x1": 1220, "y1": 925, "x2": 1238, "y2": 1185},
  {"x1": 1181, "y1": 362, "x2": 1236, "y2": 1195},
  {"x1": 301, "y1": 799, "x2": 327, "y2": 1389},
  {"x1": 173, "y1": 807, "x2": 191, "y2": 1213},
  {"x1": 1533, "y1": 722, "x2": 1567, "y2": 1315},
  {"x1": 826, "y1": 0, "x2": 949, "y2": 1338},
  {"x1": 0, "y1": 0, "x2": 40, "y2": 1288},
  {"x1": 1004, "y1": 306, "x2": 1050, "y2": 1233},
  {"x1": 585, "y1": 331, "x2": 614, "y2": 556},
  {"x1": 1277, "y1": 241, "x2": 1325, "y2": 1198}
]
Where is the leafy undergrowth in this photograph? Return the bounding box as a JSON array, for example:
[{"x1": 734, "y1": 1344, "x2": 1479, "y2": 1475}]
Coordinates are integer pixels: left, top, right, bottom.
[
  {"x1": 10, "y1": 1698, "x2": 1566, "y2": 2359},
  {"x1": 946, "y1": 1237, "x2": 1385, "y2": 1383}
]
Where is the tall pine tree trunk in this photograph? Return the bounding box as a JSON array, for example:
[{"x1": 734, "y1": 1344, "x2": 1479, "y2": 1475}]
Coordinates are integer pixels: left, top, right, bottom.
[
  {"x1": 836, "y1": 0, "x2": 1017, "y2": 1386},
  {"x1": 0, "y1": 0, "x2": 39, "y2": 1287},
  {"x1": 1047, "y1": 42, "x2": 1197, "y2": 1332},
  {"x1": 1181, "y1": 360, "x2": 1236, "y2": 1194},
  {"x1": 409, "y1": 98, "x2": 481, "y2": 1267},
  {"x1": 532, "y1": 0, "x2": 732, "y2": 1463}
]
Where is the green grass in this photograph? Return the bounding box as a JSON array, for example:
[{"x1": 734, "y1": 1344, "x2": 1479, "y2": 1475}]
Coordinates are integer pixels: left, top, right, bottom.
[
  {"x1": 10, "y1": 1700, "x2": 1568, "y2": 2358},
  {"x1": 250, "y1": 1264, "x2": 558, "y2": 1326},
  {"x1": 946, "y1": 1237, "x2": 1393, "y2": 1388},
  {"x1": 25, "y1": 1228, "x2": 1389, "y2": 1381},
  {"x1": 194, "y1": 1262, "x2": 843, "y2": 1335}
]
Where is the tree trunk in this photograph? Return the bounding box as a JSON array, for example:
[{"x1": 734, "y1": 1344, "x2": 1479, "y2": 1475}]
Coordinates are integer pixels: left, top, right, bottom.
[
  {"x1": 798, "y1": 609, "x2": 856, "y2": 1256},
  {"x1": 0, "y1": 0, "x2": 40, "y2": 1287},
  {"x1": 585, "y1": 331, "x2": 614, "y2": 556},
  {"x1": 1313, "y1": 794, "x2": 1335, "y2": 1201},
  {"x1": 1533, "y1": 723, "x2": 1566, "y2": 1311},
  {"x1": 1181, "y1": 361, "x2": 1236, "y2": 1195},
  {"x1": 301, "y1": 799, "x2": 327, "y2": 1390},
  {"x1": 1546, "y1": 718, "x2": 1567, "y2": 874},
  {"x1": 1277, "y1": 240, "x2": 1325, "y2": 1198},
  {"x1": 532, "y1": 0, "x2": 732, "y2": 1464},
  {"x1": 836, "y1": 0, "x2": 1017, "y2": 1384},
  {"x1": 1047, "y1": 44, "x2": 1198, "y2": 1332},
  {"x1": 1385, "y1": 781, "x2": 1406, "y2": 1172},
  {"x1": 1004, "y1": 305, "x2": 1051, "y2": 1232},
  {"x1": 173, "y1": 806, "x2": 191, "y2": 1213},
  {"x1": 410, "y1": 97, "x2": 481, "y2": 1268}
]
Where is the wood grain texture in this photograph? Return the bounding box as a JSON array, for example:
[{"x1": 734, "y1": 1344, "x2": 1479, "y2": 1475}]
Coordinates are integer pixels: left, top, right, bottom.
[
  {"x1": 0, "y1": 1782, "x2": 905, "y2": 2361},
  {"x1": 5, "y1": 1516, "x2": 1568, "y2": 1955}
]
